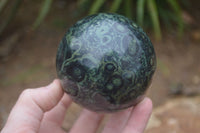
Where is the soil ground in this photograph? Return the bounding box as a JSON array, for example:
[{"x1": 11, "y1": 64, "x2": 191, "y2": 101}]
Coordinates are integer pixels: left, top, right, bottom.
[{"x1": 0, "y1": 0, "x2": 200, "y2": 132}]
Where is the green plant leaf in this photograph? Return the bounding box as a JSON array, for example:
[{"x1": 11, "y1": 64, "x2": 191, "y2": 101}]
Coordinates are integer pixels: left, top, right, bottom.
[
  {"x1": 167, "y1": 0, "x2": 184, "y2": 36},
  {"x1": 0, "y1": 0, "x2": 22, "y2": 35},
  {"x1": 78, "y1": 0, "x2": 89, "y2": 6},
  {"x1": 110, "y1": 0, "x2": 123, "y2": 12},
  {"x1": 136, "y1": 0, "x2": 145, "y2": 26},
  {"x1": 158, "y1": 7, "x2": 173, "y2": 29},
  {"x1": 89, "y1": 0, "x2": 106, "y2": 15},
  {"x1": 32, "y1": 0, "x2": 53, "y2": 29},
  {"x1": 0, "y1": 0, "x2": 8, "y2": 14},
  {"x1": 147, "y1": 0, "x2": 161, "y2": 40},
  {"x1": 124, "y1": 0, "x2": 133, "y2": 19},
  {"x1": 77, "y1": 0, "x2": 91, "y2": 9}
]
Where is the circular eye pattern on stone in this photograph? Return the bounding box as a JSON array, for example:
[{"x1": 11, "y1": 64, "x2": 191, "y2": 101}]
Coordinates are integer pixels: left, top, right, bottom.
[
  {"x1": 104, "y1": 75, "x2": 123, "y2": 93},
  {"x1": 122, "y1": 72, "x2": 132, "y2": 80},
  {"x1": 128, "y1": 40, "x2": 138, "y2": 56},
  {"x1": 105, "y1": 63, "x2": 116, "y2": 72},
  {"x1": 72, "y1": 66, "x2": 85, "y2": 82},
  {"x1": 122, "y1": 71, "x2": 135, "y2": 83},
  {"x1": 105, "y1": 83, "x2": 114, "y2": 90},
  {"x1": 63, "y1": 62, "x2": 86, "y2": 82},
  {"x1": 112, "y1": 77, "x2": 122, "y2": 87},
  {"x1": 73, "y1": 67, "x2": 81, "y2": 76}
]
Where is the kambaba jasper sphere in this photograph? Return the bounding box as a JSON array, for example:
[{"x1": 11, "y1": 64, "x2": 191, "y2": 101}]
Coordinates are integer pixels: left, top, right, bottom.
[{"x1": 56, "y1": 13, "x2": 156, "y2": 112}]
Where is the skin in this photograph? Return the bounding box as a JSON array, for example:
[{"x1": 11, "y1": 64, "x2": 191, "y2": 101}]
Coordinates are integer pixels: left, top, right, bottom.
[{"x1": 1, "y1": 79, "x2": 153, "y2": 133}]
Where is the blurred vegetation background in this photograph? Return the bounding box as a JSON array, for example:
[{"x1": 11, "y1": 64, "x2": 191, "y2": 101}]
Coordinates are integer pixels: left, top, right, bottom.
[{"x1": 0, "y1": 0, "x2": 190, "y2": 41}]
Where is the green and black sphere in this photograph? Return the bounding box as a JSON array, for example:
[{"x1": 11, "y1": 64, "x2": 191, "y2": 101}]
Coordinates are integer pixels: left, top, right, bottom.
[{"x1": 56, "y1": 13, "x2": 156, "y2": 112}]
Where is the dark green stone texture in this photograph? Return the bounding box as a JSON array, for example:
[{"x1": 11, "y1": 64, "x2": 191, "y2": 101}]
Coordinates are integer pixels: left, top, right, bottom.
[{"x1": 56, "y1": 13, "x2": 156, "y2": 112}]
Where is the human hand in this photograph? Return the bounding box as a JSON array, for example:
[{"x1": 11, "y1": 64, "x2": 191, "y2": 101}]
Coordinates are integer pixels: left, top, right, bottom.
[{"x1": 1, "y1": 80, "x2": 152, "y2": 133}]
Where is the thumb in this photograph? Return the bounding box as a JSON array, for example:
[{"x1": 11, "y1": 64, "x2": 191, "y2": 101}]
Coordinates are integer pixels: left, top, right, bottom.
[{"x1": 2, "y1": 79, "x2": 64, "y2": 133}]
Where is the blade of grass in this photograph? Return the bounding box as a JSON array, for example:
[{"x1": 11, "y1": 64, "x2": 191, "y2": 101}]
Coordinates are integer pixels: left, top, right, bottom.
[
  {"x1": 124, "y1": 0, "x2": 133, "y2": 19},
  {"x1": 77, "y1": 0, "x2": 91, "y2": 14},
  {"x1": 77, "y1": 0, "x2": 91, "y2": 8},
  {"x1": 158, "y1": 7, "x2": 173, "y2": 29},
  {"x1": 167, "y1": 0, "x2": 184, "y2": 36},
  {"x1": 0, "y1": 0, "x2": 8, "y2": 14},
  {"x1": 89, "y1": 0, "x2": 106, "y2": 15},
  {"x1": 78, "y1": 0, "x2": 89, "y2": 6},
  {"x1": 0, "y1": 0, "x2": 22, "y2": 35},
  {"x1": 110, "y1": 0, "x2": 122, "y2": 12},
  {"x1": 147, "y1": 0, "x2": 161, "y2": 40},
  {"x1": 32, "y1": 0, "x2": 53, "y2": 29},
  {"x1": 136, "y1": 0, "x2": 145, "y2": 26},
  {"x1": 180, "y1": 0, "x2": 190, "y2": 8}
]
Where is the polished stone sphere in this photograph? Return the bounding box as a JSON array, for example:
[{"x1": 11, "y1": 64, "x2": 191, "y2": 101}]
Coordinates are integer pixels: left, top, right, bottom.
[{"x1": 56, "y1": 13, "x2": 156, "y2": 112}]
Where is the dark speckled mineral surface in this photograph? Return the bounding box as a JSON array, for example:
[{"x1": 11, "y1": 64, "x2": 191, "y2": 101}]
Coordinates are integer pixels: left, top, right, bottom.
[{"x1": 56, "y1": 13, "x2": 156, "y2": 112}]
